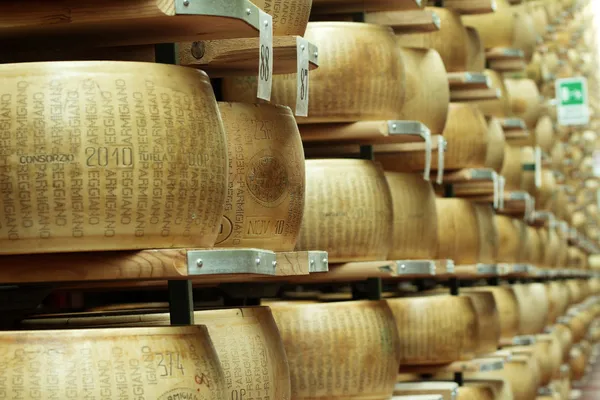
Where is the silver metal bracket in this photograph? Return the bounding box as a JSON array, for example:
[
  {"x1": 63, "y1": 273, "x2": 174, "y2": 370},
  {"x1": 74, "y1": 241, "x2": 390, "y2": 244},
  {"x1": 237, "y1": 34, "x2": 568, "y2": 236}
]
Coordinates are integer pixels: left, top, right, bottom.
[
  {"x1": 187, "y1": 248, "x2": 277, "y2": 275},
  {"x1": 175, "y1": 0, "x2": 260, "y2": 29},
  {"x1": 512, "y1": 335, "x2": 536, "y2": 345},
  {"x1": 308, "y1": 251, "x2": 329, "y2": 273},
  {"x1": 478, "y1": 359, "x2": 504, "y2": 372},
  {"x1": 395, "y1": 260, "x2": 436, "y2": 276}
]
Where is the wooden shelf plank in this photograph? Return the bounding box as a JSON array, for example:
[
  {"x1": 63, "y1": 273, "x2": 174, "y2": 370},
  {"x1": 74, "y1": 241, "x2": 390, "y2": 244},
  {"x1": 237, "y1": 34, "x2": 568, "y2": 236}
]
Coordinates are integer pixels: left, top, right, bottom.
[
  {"x1": 399, "y1": 358, "x2": 504, "y2": 374},
  {"x1": 0, "y1": 0, "x2": 261, "y2": 49},
  {"x1": 178, "y1": 36, "x2": 319, "y2": 76},
  {"x1": 442, "y1": 0, "x2": 497, "y2": 15},
  {"x1": 311, "y1": 0, "x2": 422, "y2": 15},
  {"x1": 365, "y1": 9, "x2": 441, "y2": 33},
  {"x1": 289, "y1": 261, "x2": 397, "y2": 283},
  {"x1": 300, "y1": 120, "x2": 430, "y2": 145}
]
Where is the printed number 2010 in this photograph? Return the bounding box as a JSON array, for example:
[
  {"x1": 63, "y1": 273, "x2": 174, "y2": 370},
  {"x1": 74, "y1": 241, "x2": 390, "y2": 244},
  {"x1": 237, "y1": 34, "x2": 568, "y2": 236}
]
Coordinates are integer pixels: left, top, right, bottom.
[{"x1": 85, "y1": 147, "x2": 133, "y2": 168}]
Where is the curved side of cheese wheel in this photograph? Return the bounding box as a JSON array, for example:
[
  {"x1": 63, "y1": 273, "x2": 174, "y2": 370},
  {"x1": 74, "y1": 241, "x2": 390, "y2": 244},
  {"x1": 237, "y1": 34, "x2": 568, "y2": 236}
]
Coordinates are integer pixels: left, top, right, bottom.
[
  {"x1": 463, "y1": 291, "x2": 501, "y2": 355},
  {"x1": 495, "y1": 215, "x2": 520, "y2": 263},
  {"x1": 484, "y1": 117, "x2": 506, "y2": 172},
  {"x1": 513, "y1": 283, "x2": 550, "y2": 335},
  {"x1": 551, "y1": 142, "x2": 565, "y2": 171},
  {"x1": 20, "y1": 307, "x2": 291, "y2": 400},
  {"x1": 395, "y1": 7, "x2": 469, "y2": 72},
  {"x1": 385, "y1": 172, "x2": 438, "y2": 260},
  {"x1": 462, "y1": 0, "x2": 515, "y2": 49},
  {"x1": 0, "y1": 326, "x2": 226, "y2": 398},
  {"x1": 435, "y1": 198, "x2": 480, "y2": 264},
  {"x1": 468, "y1": 286, "x2": 519, "y2": 340},
  {"x1": 513, "y1": 219, "x2": 529, "y2": 263},
  {"x1": 536, "y1": 334, "x2": 563, "y2": 384},
  {"x1": 0, "y1": 61, "x2": 227, "y2": 254},
  {"x1": 504, "y1": 79, "x2": 541, "y2": 129},
  {"x1": 216, "y1": 103, "x2": 305, "y2": 251},
  {"x1": 501, "y1": 145, "x2": 524, "y2": 191},
  {"x1": 295, "y1": 159, "x2": 393, "y2": 262},
  {"x1": 525, "y1": 226, "x2": 543, "y2": 266},
  {"x1": 251, "y1": 0, "x2": 313, "y2": 35},
  {"x1": 474, "y1": 204, "x2": 498, "y2": 264},
  {"x1": 552, "y1": 323, "x2": 574, "y2": 361},
  {"x1": 540, "y1": 227, "x2": 560, "y2": 267},
  {"x1": 396, "y1": 47, "x2": 449, "y2": 134},
  {"x1": 529, "y1": 4, "x2": 549, "y2": 36},
  {"x1": 535, "y1": 170, "x2": 557, "y2": 211},
  {"x1": 569, "y1": 346, "x2": 586, "y2": 381},
  {"x1": 270, "y1": 300, "x2": 401, "y2": 400},
  {"x1": 457, "y1": 386, "x2": 495, "y2": 400},
  {"x1": 222, "y1": 22, "x2": 406, "y2": 124},
  {"x1": 387, "y1": 295, "x2": 478, "y2": 365},
  {"x1": 466, "y1": 27, "x2": 486, "y2": 72},
  {"x1": 473, "y1": 69, "x2": 512, "y2": 117},
  {"x1": 511, "y1": 11, "x2": 537, "y2": 62},
  {"x1": 535, "y1": 115, "x2": 555, "y2": 152}
]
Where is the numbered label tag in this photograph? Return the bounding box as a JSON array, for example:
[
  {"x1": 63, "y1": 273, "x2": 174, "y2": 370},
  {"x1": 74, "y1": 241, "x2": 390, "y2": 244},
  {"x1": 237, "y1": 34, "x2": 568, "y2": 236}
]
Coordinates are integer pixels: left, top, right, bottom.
[
  {"x1": 534, "y1": 146, "x2": 542, "y2": 188},
  {"x1": 257, "y1": 10, "x2": 273, "y2": 101},
  {"x1": 423, "y1": 131, "x2": 431, "y2": 182},
  {"x1": 498, "y1": 176, "x2": 505, "y2": 210},
  {"x1": 296, "y1": 37, "x2": 309, "y2": 116},
  {"x1": 436, "y1": 136, "x2": 446, "y2": 184},
  {"x1": 492, "y1": 172, "x2": 499, "y2": 209}
]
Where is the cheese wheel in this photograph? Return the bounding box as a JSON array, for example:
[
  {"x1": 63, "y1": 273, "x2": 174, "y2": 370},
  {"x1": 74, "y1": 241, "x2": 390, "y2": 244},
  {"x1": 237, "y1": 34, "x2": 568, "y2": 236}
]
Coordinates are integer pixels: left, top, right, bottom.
[
  {"x1": 484, "y1": 117, "x2": 506, "y2": 172},
  {"x1": 387, "y1": 295, "x2": 478, "y2": 365},
  {"x1": 295, "y1": 159, "x2": 393, "y2": 262},
  {"x1": 396, "y1": 7, "x2": 468, "y2": 72},
  {"x1": 466, "y1": 27, "x2": 486, "y2": 72},
  {"x1": 467, "y1": 286, "x2": 519, "y2": 341},
  {"x1": 469, "y1": 355, "x2": 540, "y2": 400},
  {"x1": 551, "y1": 143, "x2": 565, "y2": 171},
  {"x1": 385, "y1": 172, "x2": 438, "y2": 260},
  {"x1": 513, "y1": 219, "x2": 528, "y2": 263},
  {"x1": 252, "y1": 0, "x2": 312, "y2": 35},
  {"x1": 215, "y1": 103, "x2": 304, "y2": 251},
  {"x1": 535, "y1": 115, "x2": 555, "y2": 152},
  {"x1": 474, "y1": 204, "x2": 498, "y2": 264},
  {"x1": 0, "y1": 326, "x2": 225, "y2": 398},
  {"x1": 546, "y1": 282, "x2": 566, "y2": 325},
  {"x1": 457, "y1": 386, "x2": 495, "y2": 400},
  {"x1": 504, "y1": 79, "x2": 541, "y2": 129},
  {"x1": 501, "y1": 145, "x2": 523, "y2": 191},
  {"x1": 540, "y1": 227, "x2": 560, "y2": 267},
  {"x1": 0, "y1": 61, "x2": 227, "y2": 254},
  {"x1": 553, "y1": 323, "x2": 574, "y2": 362},
  {"x1": 222, "y1": 22, "x2": 406, "y2": 123},
  {"x1": 520, "y1": 146, "x2": 536, "y2": 194},
  {"x1": 380, "y1": 103, "x2": 488, "y2": 172},
  {"x1": 396, "y1": 47, "x2": 449, "y2": 134},
  {"x1": 508, "y1": 344, "x2": 553, "y2": 387},
  {"x1": 511, "y1": 11, "x2": 537, "y2": 62},
  {"x1": 21, "y1": 307, "x2": 290, "y2": 400},
  {"x1": 435, "y1": 198, "x2": 480, "y2": 264},
  {"x1": 569, "y1": 346, "x2": 586, "y2": 381},
  {"x1": 536, "y1": 334, "x2": 563, "y2": 384},
  {"x1": 525, "y1": 226, "x2": 543, "y2": 266},
  {"x1": 472, "y1": 70, "x2": 511, "y2": 118},
  {"x1": 463, "y1": 291, "x2": 501, "y2": 355},
  {"x1": 535, "y1": 170, "x2": 557, "y2": 211},
  {"x1": 513, "y1": 283, "x2": 549, "y2": 335},
  {"x1": 462, "y1": 1, "x2": 515, "y2": 49},
  {"x1": 495, "y1": 215, "x2": 521, "y2": 263},
  {"x1": 270, "y1": 300, "x2": 401, "y2": 399}
]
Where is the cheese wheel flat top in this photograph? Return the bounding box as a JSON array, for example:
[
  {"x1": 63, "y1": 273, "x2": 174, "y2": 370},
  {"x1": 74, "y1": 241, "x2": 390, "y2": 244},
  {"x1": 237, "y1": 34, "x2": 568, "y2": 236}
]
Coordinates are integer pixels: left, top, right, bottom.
[
  {"x1": 0, "y1": 326, "x2": 225, "y2": 399},
  {"x1": 223, "y1": 22, "x2": 406, "y2": 124},
  {"x1": 251, "y1": 0, "x2": 313, "y2": 36},
  {"x1": 0, "y1": 61, "x2": 227, "y2": 254},
  {"x1": 270, "y1": 300, "x2": 400, "y2": 400},
  {"x1": 385, "y1": 172, "x2": 438, "y2": 260},
  {"x1": 396, "y1": 7, "x2": 468, "y2": 72},
  {"x1": 436, "y1": 198, "x2": 480, "y2": 264},
  {"x1": 387, "y1": 295, "x2": 478, "y2": 365},
  {"x1": 22, "y1": 306, "x2": 290, "y2": 400},
  {"x1": 396, "y1": 47, "x2": 449, "y2": 134},
  {"x1": 504, "y1": 79, "x2": 541, "y2": 129},
  {"x1": 484, "y1": 117, "x2": 506, "y2": 172},
  {"x1": 295, "y1": 159, "x2": 393, "y2": 262},
  {"x1": 216, "y1": 103, "x2": 304, "y2": 252}
]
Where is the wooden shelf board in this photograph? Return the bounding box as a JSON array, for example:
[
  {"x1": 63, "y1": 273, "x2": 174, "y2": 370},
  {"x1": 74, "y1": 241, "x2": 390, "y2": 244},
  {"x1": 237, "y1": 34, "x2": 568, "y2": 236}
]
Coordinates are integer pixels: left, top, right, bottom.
[
  {"x1": 0, "y1": 0, "x2": 261, "y2": 49},
  {"x1": 365, "y1": 9, "x2": 440, "y2": 33},
  {"x1": 443, "y1": 0, "x2": 497, "y2": 15},
  {"x1": 310, "y1": 0, "x2": 422, "y2": 15},
  {"x1": 300, "y1": 120, "x2": 431, "y2": 145},
  {"x1": 399, "y1": 358, "x2": 504, "y2": 374},
  {"x1": 178, "y1": 36, "x2": 319, "y2": 77}
]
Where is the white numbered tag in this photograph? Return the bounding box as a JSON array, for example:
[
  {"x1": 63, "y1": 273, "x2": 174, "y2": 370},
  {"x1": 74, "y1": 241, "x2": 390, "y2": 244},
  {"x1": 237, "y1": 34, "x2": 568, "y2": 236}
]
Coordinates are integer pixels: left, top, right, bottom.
[
  {"x1": 423, "y1": 131, "x2": 431, "y2": 182},
  {"x1": 436, "y1": 136, "x2": 446, "y2": 184},
  {"x1": 296, "y1": 37, "x2": 309, "y2": 116},
  {"x1": 492, "y1": 172, "x2": 499, "y2": 209},
  {"x1": 257, "y1": 10, "x2": 273, "y2": 101},
  {"x1": 535, "y1": 146, "x2": 542, "y2": 188},
  {"x1": 498, "y1": 176, "x2": 505, "y2": 210}
]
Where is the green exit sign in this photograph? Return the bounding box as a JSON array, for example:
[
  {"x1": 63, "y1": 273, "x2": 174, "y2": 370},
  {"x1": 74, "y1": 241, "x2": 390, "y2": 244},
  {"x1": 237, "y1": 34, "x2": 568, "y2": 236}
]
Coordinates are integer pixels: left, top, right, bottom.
[{"x1": 555, "y1": 77, "x2": 589, "y2": 126}]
